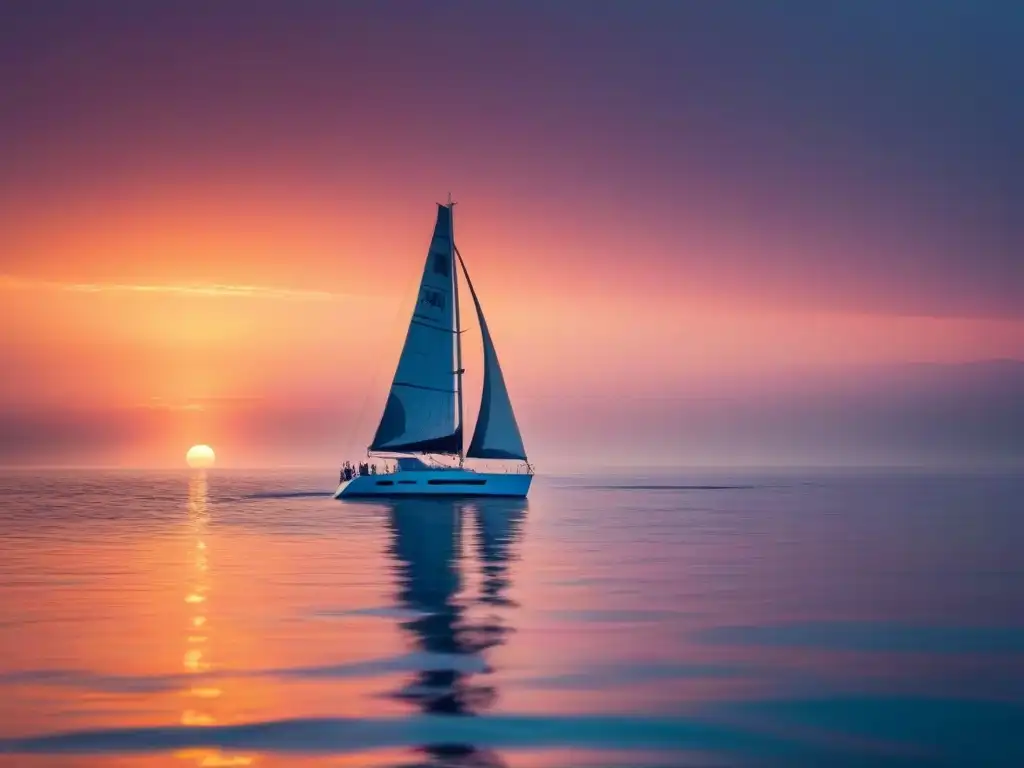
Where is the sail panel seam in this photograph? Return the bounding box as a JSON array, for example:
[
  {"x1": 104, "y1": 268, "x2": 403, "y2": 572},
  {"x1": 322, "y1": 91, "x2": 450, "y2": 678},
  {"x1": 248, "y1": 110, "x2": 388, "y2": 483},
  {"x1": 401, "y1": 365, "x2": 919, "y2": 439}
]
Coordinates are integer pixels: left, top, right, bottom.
[
  {"x1": 410, "y1": 316, "x2": 456, "y2": 333},
  {"x1": 393, "y1": 381, "x2": 457, "y2": 394}
]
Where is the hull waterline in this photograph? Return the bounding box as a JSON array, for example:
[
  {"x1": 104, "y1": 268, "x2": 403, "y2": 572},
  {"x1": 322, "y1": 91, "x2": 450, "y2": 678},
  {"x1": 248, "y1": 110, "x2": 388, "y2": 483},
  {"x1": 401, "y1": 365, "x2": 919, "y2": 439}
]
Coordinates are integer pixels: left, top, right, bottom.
[{"x1": 335, "y1": 469, "x2": 532, "y2": 499}]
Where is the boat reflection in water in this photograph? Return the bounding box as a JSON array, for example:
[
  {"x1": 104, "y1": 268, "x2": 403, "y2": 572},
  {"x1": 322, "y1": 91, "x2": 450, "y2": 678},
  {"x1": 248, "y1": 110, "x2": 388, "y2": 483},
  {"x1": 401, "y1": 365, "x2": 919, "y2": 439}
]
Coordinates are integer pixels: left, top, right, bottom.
[{"x1": 381, "y1": 497, "x2": 526, "y2": 767}]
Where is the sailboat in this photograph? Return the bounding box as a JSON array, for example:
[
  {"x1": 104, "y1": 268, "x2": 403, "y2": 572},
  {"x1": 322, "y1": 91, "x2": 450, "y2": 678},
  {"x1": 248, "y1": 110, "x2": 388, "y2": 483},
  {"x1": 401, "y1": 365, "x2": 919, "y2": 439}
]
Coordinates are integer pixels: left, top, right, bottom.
[{"x1": 335, "y1": 200, "x2": 533, "y2": 499}]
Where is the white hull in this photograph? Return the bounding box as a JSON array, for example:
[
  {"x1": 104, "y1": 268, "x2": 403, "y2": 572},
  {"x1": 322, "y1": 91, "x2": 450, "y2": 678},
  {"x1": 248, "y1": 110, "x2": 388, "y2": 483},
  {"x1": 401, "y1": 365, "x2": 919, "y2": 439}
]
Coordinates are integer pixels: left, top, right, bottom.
[{"x1": 335, "y1": 468, "x2": 532, "y2": 499}]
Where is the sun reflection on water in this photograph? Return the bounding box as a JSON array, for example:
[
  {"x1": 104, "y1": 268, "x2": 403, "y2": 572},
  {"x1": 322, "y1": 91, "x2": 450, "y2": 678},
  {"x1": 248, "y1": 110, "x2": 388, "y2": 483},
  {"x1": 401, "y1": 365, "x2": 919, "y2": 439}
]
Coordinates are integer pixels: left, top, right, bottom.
[{"x1": 176, "y1": 470, "x2": 254, "y2": 767}]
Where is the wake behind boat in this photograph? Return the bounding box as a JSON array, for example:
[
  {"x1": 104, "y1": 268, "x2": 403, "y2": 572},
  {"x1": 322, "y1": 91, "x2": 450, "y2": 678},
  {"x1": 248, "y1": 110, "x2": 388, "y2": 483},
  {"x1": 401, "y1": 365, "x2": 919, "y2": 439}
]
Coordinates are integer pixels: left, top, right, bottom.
[{"x1": 335, "y1": 200, "x2": 533, "y2": 499}]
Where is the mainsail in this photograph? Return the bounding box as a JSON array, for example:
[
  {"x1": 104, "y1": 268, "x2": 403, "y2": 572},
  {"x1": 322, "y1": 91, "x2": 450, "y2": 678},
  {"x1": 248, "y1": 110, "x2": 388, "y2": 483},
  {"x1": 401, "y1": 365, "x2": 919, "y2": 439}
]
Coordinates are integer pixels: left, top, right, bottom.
[
  {"x1": 457, "y1": 250, "x2": 528, "y2": 461},
  {"x1": 370, "y1": 205, "x2": 461, "y2": 454}
]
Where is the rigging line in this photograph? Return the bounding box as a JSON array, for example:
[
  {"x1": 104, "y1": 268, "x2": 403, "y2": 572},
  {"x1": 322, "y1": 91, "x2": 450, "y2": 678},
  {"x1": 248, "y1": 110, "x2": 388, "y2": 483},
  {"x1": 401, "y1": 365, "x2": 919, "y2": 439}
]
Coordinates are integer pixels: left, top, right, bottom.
[
  {"x1": 452, "y1": 246, "x2": 481, "y2": 335},
  {"x1": 450, "y1": 244, "x2": 484, "y2": 457},
  {"x1": 343, "y1": 252, "x2": 426, "y2": 460}
]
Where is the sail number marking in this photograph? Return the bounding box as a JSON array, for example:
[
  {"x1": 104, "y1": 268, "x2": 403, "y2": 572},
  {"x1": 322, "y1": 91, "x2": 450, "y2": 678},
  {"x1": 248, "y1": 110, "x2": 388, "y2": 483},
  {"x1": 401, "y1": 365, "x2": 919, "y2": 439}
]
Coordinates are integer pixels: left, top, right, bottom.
[{"x1": 419, "y1": 288, "x2": 446, "y2": 310}]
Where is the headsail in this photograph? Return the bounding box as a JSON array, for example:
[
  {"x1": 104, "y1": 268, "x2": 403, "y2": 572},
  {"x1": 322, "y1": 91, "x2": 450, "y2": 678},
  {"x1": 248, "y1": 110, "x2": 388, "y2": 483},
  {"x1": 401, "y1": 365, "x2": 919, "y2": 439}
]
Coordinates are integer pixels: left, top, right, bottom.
[
  {"x1": 371, "y1": 205, "x2": 461, "y2": 454},
  {"x1": 457, "y1": 250, "x2": 528, "y2": 461}
]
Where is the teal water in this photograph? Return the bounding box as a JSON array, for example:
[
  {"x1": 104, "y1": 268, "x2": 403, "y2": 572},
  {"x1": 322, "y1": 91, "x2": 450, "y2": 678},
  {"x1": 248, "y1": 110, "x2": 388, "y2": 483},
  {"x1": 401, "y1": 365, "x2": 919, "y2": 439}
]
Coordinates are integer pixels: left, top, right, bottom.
[{"x1": 0, "y1": 469, "x2": 1021, "y2": 766}]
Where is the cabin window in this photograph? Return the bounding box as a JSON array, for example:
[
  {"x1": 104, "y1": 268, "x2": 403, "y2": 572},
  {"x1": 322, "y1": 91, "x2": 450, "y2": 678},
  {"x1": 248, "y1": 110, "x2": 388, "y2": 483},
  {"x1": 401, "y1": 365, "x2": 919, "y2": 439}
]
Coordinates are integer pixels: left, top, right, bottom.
[
  {"x1": 426, "y1": 479, "x2": 487, "y2": 486},
  {"x1": 376, "y1": 480, "x2": 394, "y2": 486}
]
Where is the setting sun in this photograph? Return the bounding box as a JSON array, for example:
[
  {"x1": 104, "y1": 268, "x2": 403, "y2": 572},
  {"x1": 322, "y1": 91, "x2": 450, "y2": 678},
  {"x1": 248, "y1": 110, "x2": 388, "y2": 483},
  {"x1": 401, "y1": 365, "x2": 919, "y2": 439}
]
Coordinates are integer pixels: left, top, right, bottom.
[{"x1": 186, "y1": 444, "x2": 216, "y2": 469}]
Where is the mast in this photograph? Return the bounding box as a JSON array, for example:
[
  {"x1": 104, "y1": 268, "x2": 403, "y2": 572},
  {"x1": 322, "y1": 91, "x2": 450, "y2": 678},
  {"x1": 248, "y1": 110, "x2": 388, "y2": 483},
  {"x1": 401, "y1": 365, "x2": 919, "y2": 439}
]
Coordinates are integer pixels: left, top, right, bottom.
[{"x1": 450, "y1": 194, "x2": 466, "y2": 466}]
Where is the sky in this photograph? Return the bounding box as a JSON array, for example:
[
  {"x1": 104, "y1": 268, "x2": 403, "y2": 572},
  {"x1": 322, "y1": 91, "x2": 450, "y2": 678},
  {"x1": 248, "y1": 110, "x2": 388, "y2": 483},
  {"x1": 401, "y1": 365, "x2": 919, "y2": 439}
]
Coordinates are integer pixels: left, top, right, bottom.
[{"x1": 1, "y1": 0, "x2": 1022, "y2": 469}]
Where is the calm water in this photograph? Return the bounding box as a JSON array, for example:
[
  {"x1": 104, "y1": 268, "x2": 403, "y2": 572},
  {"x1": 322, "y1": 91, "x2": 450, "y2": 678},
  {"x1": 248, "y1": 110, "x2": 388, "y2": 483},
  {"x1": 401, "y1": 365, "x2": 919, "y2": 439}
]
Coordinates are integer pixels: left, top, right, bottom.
[{"x1": 0, "y1": 469, "x2": 1022, "y2": 767}]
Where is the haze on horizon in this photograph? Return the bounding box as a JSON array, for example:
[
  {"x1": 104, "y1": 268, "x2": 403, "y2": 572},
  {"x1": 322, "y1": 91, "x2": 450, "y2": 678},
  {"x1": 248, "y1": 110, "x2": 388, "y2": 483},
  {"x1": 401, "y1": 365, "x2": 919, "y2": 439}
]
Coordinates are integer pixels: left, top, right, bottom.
[{"x1": 1, "y1": 1, "x2": 1022, "y2": 470}]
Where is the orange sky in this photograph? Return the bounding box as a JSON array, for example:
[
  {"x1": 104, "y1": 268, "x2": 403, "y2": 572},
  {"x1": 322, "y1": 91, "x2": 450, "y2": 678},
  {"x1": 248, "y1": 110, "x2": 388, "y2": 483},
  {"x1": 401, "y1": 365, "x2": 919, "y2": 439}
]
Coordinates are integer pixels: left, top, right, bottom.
[{"x1": 2, "y1": 190, "x2": 1022, "y2": 468}]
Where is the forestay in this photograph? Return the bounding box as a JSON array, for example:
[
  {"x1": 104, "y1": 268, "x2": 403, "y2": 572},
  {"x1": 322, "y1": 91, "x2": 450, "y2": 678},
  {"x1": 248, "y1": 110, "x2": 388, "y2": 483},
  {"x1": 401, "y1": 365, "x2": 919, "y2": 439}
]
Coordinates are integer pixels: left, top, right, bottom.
[{"x1": 370, "y1": 205, "x2": 461, "y2": 454}]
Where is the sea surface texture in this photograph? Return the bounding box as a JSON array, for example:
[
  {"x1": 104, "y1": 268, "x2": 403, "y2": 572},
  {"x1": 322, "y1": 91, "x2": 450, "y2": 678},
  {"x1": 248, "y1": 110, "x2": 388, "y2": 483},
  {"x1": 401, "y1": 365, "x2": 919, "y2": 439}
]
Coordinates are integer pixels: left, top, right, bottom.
[{"x1": 0, "y1": 469, "x2": 1021, "y2": 767}]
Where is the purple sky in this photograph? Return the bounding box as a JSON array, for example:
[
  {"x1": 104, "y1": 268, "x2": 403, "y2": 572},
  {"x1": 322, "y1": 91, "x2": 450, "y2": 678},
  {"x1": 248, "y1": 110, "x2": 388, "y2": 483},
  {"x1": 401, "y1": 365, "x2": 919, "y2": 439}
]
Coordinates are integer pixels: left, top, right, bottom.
[{"x1": 0, "y1": 1, "x2": 1021, "y2": 467}]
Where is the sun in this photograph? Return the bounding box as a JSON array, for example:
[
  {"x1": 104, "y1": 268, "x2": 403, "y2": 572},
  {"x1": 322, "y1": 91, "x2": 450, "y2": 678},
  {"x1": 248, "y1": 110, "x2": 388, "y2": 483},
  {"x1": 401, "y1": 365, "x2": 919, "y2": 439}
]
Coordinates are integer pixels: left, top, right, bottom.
[{"x1": 186, "y1": 444, "x2": 216, "y2": 469}]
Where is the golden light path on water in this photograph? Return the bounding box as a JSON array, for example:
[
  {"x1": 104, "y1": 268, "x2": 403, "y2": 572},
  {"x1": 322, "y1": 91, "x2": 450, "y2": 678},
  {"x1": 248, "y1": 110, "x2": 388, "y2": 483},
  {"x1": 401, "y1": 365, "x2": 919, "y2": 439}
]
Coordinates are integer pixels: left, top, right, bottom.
[{"x1": 177, "y1": 471, "x2": 254, "y2": 767}]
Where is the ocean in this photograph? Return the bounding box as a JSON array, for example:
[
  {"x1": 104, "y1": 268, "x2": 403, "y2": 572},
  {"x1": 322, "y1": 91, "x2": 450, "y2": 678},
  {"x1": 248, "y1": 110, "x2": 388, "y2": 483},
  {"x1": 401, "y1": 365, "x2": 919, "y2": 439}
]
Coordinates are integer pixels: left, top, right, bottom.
[{"x1": 0, "y1": 468, "x2": 1021, "y2": 767}]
